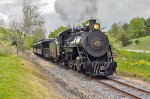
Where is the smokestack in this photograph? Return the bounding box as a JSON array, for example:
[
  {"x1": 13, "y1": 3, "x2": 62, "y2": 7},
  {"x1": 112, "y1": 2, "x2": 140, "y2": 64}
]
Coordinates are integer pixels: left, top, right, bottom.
[{"x1": 89, "y1": 19, "x2": 96, "y2": 31}]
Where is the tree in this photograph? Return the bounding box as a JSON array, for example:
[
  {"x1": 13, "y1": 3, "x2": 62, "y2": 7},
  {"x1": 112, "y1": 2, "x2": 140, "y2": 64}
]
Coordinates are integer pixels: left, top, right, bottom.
[
  {"x1": 22, "y1": 0, "x2": 45, "y2": 48},
  {"x1": 0, "y1": 20, "x2": 5, "y2": 43},
  {"x1": 0, "y1": 20, "x2": 5, "y2": 28},
  {"x1": 22, "y1": 0, "x2": 45, "y2": 38},
  {"x1": 48, "y1": 26, "x2": 67, "y2": 38},
  {"x1": 109, "y1": 23, "x2": 131, "y2": 46},
  {"x1": 117, "y1": 25, "x2": 131, "y2": 46},
  {"x1": 129, "y1": 17, "x2": 145, "y2": 38},
  {"x1": 122, "y1": 23, "x2": 129, "y2": 32},
  {"x1": 81, "y1": 20, "x2": 89, "y2": 26},
  {"x1": 145, "y1": 18, "x2": 150, "y2": 36},
  {"x1": 9, "y1": 20, "x2": 24, "y2": 55},
  {"x1": 109, "y1": 23, "x2": 119, "y2": 36},
  {"x1": 25, "y1": 36, "x2": 36, "y2": 49},
  {"x1": 0, "y1": 0, "x2": 45, "y2": 52},
  {"x1": 33, "y1": 25, "x2": 45, "y2": 40}
]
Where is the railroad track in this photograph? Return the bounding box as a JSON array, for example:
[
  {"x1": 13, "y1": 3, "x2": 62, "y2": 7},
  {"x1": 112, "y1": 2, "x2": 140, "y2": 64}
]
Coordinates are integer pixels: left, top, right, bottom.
[
  {"x1": 68, "y1": 68, "x2": 150, "y2": 98},
  {"x1": 95, "y1": 77, "x2": 150, "y2": 99},
  {"x1": 35, "y1": 56, "x2": 150, "y2": 99}
]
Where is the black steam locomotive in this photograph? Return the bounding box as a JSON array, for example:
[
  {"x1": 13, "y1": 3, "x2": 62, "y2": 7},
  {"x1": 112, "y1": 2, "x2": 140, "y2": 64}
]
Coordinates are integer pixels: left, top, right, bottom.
[{"x1": 33, "y1": 19, "x2": 117, "y2": 77}]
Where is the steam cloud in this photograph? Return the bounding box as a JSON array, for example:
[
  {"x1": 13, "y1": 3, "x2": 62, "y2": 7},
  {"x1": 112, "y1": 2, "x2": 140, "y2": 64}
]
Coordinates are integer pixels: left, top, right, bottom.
[{"x1": 54, "y1": 0, "x2": 99, "y2": 25}]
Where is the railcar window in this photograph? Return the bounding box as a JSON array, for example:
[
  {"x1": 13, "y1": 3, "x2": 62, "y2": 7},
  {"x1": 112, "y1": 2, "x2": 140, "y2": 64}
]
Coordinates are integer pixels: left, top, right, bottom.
[
  {"x1": 56, "y1": 38, "x2": 59, "y2": 45},
  {"x1": 43, "y1": 42, "x2": 49, "y2": 48},
  {"x1": 37, "y1": 44, "x2": 41, "y2": 49}
]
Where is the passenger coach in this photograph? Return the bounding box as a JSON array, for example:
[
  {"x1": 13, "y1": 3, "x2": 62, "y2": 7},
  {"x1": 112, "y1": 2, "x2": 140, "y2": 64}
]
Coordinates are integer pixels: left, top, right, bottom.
[{"x1": 33, "y1": 38, "x2": 54, "y2": 58}]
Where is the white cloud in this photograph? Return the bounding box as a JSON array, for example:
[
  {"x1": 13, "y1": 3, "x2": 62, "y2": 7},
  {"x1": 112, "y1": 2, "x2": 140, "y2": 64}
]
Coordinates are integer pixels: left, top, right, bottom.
[
  {"x1": 0, "y1": 13, "x2": 8, "y2": 20},
  {"x1": 0, "y1": 0, "x2": 56, "y2": 26},
  {"x1": 95, "y1": 0, "x2": 150, "y2": 29},
  {"x1": 0, "y1": 0, "x2": 16, "y2": 4},
  {"x1": 40, "y1": 0, "x2": 56, "y2": 14},
  {"x1": 0, "y1": 0, "x2": 56, "y2": 20}
]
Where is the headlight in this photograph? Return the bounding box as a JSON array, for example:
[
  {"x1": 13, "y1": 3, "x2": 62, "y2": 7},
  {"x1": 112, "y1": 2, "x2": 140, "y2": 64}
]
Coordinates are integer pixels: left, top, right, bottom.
[{"x1": 93, "y1": 23, "x2": 100, "y2": 30}]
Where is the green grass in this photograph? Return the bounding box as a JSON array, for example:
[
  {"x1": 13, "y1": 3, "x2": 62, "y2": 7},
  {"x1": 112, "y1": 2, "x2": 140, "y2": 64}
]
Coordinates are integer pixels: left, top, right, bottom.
[
  {"x1": 124, "y1": 36, "x2": 150, "y2": 50},
  {"x1": 116, "y1": 50, "x2": 150, "y2": 81},
  {"x1": 0, "y1": 55, "x2": 26, "y2": 99},
  {"x1": 108, "y1": 34, "x2": 150, "y2": 50},
  {"x1": 0, "y1": 54, "x2": 59, "y2": 99}
]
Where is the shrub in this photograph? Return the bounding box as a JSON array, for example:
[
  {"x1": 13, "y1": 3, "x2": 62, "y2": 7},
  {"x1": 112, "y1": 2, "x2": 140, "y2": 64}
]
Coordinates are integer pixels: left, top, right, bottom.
[
  {"x1": 122, "y1": 39, "x2": 132, "y2": 47},
  {"x1": 25, "y1": 36, "x2": 36, "y2": 49},
  {"x1": 135, "y1": 40, "x2": 140, "y2": 45}
]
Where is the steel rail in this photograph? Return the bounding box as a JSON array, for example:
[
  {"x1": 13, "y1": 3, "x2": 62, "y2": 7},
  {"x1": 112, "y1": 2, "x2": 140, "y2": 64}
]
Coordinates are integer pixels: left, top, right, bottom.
[
  {"x1": 95, "y1": 79, "x2": 142, "y2": 99},
  {"x1": 108, "y1": 78, "x2": 150, "y2": 95}
]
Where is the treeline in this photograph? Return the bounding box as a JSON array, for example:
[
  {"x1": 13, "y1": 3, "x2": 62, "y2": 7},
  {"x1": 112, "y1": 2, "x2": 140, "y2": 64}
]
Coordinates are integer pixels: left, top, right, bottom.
[
  {"x1": 48, "y1": 26, "x2": 67, "y2": 38},
  {"x1": 48, "y1": 20, "x2": 89, "y2": 38},
  {"x1": 0, "y1": 0, "x2": 45, "y2": 54},
  {"x1": 109, "y1": 17, "x2": 150, "y2": 46}
]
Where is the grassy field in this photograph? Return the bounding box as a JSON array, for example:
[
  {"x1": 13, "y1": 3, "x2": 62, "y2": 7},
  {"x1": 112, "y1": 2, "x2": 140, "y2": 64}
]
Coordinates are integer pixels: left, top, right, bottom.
[
  {"x1": 124, "y1": 36, "x2": 150, "y2": 50},
  {"x1": 0, "y1": 54, "x2": 59, "y2": 99},
  {"x1": 115, "y1": 50, "x2": 150, "y2": 81},
  {"x1": 107, "y1": 34, "x2": 150, "y2": 50}
]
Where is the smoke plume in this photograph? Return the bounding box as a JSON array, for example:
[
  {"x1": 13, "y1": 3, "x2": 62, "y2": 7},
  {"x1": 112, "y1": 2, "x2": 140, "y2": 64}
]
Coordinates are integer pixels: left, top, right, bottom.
[{"x1": 54, "y1": 0, "x2": 99, "y2": 25}]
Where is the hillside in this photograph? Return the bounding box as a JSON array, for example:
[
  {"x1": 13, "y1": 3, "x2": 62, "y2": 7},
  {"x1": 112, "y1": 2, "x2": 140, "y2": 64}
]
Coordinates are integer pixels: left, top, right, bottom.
[
  {"x1": 108, "y1": 34, "x2": 150, "y2": 50},
  {"x1": 124, "y1": 36, "x2": 150, "y2": 50}
]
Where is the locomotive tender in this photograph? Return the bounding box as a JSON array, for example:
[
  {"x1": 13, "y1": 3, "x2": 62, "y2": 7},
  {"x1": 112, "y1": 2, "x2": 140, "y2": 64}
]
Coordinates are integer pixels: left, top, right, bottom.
[{"x1": 33, "y1": 19, "x2": 117, "y2": 77}]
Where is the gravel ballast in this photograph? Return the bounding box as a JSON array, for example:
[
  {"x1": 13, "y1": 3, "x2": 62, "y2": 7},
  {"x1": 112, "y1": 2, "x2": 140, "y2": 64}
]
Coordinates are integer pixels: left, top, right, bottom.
[{"x1": 23, "y1": 51, "x2": 150, "y2": 99}]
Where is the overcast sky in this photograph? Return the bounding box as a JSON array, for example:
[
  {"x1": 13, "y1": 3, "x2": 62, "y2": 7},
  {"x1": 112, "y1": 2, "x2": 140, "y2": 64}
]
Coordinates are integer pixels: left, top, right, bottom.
[{"x1": 0, "y1": 0, "x2": 150, "y2": 37}]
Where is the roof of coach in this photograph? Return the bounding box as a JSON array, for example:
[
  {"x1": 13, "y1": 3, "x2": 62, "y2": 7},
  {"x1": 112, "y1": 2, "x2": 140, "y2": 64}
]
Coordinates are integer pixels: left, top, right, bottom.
[
  {"x1": 33, "y1": 38, "x2": 54, "y2": 45},
  {"x1": 41, "y1": 38, "x2": 54, "y2": 43}
]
